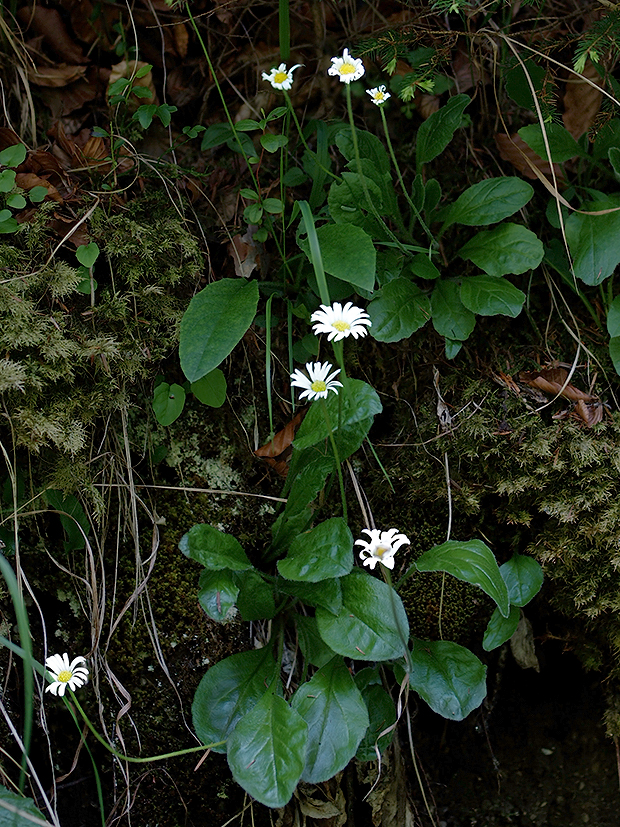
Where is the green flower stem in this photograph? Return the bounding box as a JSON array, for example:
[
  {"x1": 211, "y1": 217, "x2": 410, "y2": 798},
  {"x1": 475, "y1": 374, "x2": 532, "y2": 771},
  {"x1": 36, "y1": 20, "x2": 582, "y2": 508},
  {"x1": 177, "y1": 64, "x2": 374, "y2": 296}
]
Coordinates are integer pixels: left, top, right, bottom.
[
  {"x1": 70, "y1": 694, "x2": 225, "y2": 763},
  {"x1": 378, "y1": 105, "x2": 434, "y2": 244},
  {"x1": 282, "y1": 91, "x2": 341, "y2": 183},
  {"x1": 265, "y1": 294, "x2": 275, "y2": 440},
  {"x1": 185, "y1": 4, "x2": 261, "y2": 197},
  {"x1": 344, "y1": 85, "x2": 409, "y2": 255},
  {"x1": 0, "y1": 638, "x2": 224, "y2": 765},
  {"x1": 380, "y1": 565, "x2": 413, "y2": 673},
  {"x1": 319, "y1": 399, "x2": 347, "y2": 522}
]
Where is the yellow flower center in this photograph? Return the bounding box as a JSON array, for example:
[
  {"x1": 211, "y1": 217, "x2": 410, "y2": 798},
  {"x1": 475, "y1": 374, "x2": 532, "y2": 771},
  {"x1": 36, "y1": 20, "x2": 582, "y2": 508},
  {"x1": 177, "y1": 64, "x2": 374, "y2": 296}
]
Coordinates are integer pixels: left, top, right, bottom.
[
  {"x1": 340, "y1": 63, "x2": 355, "y2": 75},
  {"x1": 310, "y1": 380, "x2": 327, "y2": 393},
  {"x1": 57, "y1": 670, "x2": 72, "y2": 683},
  {"x1": 333, "y1": 320, "x2": 351, "y2": 332},
  {"x1": 374, "y1": 91, "x2": 385, "y2": 100},
  {"x1": 274, "y1": 71, "x2": 288, "y2": 84}
]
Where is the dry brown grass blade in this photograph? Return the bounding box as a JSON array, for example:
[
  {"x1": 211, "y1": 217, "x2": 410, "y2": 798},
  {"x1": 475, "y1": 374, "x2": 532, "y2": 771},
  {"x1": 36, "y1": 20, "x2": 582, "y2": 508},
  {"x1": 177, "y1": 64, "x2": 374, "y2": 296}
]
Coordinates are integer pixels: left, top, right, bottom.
[{"x1": 563, "y1": 59, "x2": 603, "y2": 140}]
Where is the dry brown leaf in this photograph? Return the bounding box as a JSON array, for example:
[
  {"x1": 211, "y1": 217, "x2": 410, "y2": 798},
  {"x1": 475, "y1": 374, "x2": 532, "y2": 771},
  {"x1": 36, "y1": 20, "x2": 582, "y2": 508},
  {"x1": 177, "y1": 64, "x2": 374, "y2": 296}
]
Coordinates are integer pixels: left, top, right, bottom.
[
  {"x1": 519, "y1": 367, "x2": 595, "y2": 403},
  {"x1": 172, "y1": 23, "x2": 189, "y2": 59},
  {"x1": 46, "y1": 215, "x2": 90, "y2": 247},
  {"x1": 495, "y1": 133, "x2": 565, "y2": 184},
  {"x1": 563, "y1": 60, "x2": 603, "y2": 140},
  {"x1": 229, "y1": 228, "x2": 260, "y2": 279},
  {"x1": 15, "y1": 173, "x2": 63, "y2": 203},
  {"x1": 27, "y1": 64, "x2": 87, "y2": 88},
  {"x1": 255, "y1": 410, "x2": 306, "y2": 477},
  {"x1": 452, "y1": 47, "x2": 488, "y2": 93},
  {"x1": 17, "y1": 6, "x2": 87, "y2": 64}
]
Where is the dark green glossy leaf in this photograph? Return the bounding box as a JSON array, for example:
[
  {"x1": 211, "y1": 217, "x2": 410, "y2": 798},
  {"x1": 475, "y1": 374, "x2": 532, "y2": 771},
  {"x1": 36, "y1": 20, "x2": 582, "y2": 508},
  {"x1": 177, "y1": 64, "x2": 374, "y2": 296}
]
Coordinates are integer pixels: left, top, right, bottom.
[
  {"x1": 460, "y1": 275, "x2": 525, "y2": 318},
  {"x1": 409, "y1": 638, "x2": 487, "y2": 720},
  {"x1": 316, "y1": 569, "x2": 409, "y2": 661},
  {"x1": 235, "y1": 569, "x2": 276, "y2": 620},
  {"x1": 483, "y1": 604, "x2": 521, "y2": 651},
  {"x1": 278, "y1": 577, "x2": 342, "y2": 614},
  {"x1": 0, "y1": 787, "x2": 49, "y2": 827},
  {"x1": 292, "y1": 657, "x2": 369, "y2": 783},
  {"x1": 227, "y1": 692, "x2": 308, "y2": 808},
  {"x1": 500, "y1": 554, "x2": 544, "y2": 607},
  {"x1": 179, "y1": 279, "x2": 259, "y2": 382},
  {"x1": 192, "y1": 646, "x2": 278, "y2": 754},
  {"x1": 416, "y1": 539, "x2": 510, "y2": 617},
  {"x1": 518, "y1": 122, "x2": 585, "y2": 163},
  {"x1": 278, "y1": 517, "x2": 353, "y2": 582},
  {"x1": 356, "y1": 684, "x2": 396, "y2": 762},
  {"x1": 431, "y1": 280, "x2": 475, "y2": 341},
  {"x1": 313, "y1": 223, "x2": 376, "y2": 291},
  {"x1": 565, "y1": 198, "x2": 620, "y2": 285},
  {"x1": 295, "y1": 615, "x2": 338, "y2": 667},
  {"x1": 179, "y1": 523, "x2": 252, "y2": 571},
  {"x1": 198, "y1": 568, "x2": 239, "y2": 622},
  {"x1": 368, "y1": 278, "x2": 431, "y2": 342},
  {"x1": 444, "y1": 177, "x2": 534, "y2": 227},
  {"x1": 458, "y1": 224, "x2": 544, "y2": 276},
  {"x1": 416, "y1": 93, "x2": 470, "y2": 167}
]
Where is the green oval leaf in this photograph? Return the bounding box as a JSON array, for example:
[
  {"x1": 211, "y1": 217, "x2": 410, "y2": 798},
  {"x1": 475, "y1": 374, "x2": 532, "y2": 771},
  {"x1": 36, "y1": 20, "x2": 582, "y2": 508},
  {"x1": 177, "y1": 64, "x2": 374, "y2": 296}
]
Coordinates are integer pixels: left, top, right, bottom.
[
  {"x1": 416, "y1": 93, "x2": 470, "y2": 168},
  {"x1": 430, "y1": 280, "x2": 475, "y2": 341},
  {"x1": 313, "y1": 223, "x2": 376, "y2": 291},
  {"x1": 179, "y1": 278, "x2": 259, "y2": 383},
  {"x1": 0, "y1": 143, "x2": 26, "y2": 168},
  {"x1": 191, "y1": 368, "x2": 227, "y2": 407},
  {"x1": 0, "y1": 787, "x2": 49, "y2": 826},
  {"x1": 260, "y1": 133, "x2": 289, "y2": 153},
  {"x1": 295, "y1": 615, "x2": 338, "y2": 667},
  {"x1": 292, "y1": 657, "x2": 369, "y2": 783},
  {"x1": 483, "y1": 604, "x2": 521, "y2": 652},
  {"x1": 518, "y1": 122, "x2": 585, "y2": 163},
  {"x1": 316, "y1": 569, "x2": 409, "y2": 661},
  {"x1": 227, "y1": 691, "x2": 307, "y2": 808},
  {"x1": 28, "y1": 185, "x2": 48, "y2": 203},
  {"x1": 610, "y1": 336, "x2": 620, "y2": 375},
  {"x1": 458, "y1": 223, "x2": 544, "y2": 277},
  {"x1": 500, "y1": 553, "x2": 544, "y2": 607},
  {"x1": 566, "y1": 198, "x2": 620, "y2": 285},
  {"x1": 179, "y1": 523, "x2": 252, "y2": 571},
  {"x1": 368, "y1": 278, "x2": 431, "y2": 342},
  {"x1": 0, "y1": 169, "x2": 16, "y2": 193},
  {"x1": 198, "y1": 568, "x2": 239, "y2": 622},
  {"x1": 235, "y1": 569, "x2": 276, "y2": 620},
  {"x1": 6, "y1": 193, "x2": 26, "y2": 210},
  {"x1": 460, "y1": 275, "x2": 525, "y2": 318},
  {"x1": 152, "y1": 382, "x2": 185, "y2": 426},
  {"x1": 192, "y1": 647, "x2": 278, "y2": 753},
  {"x1": 76, "y1": 242, "x2": 100, "y2": 268},
  {"x1": 409, "y1": 639, "x2": 487, "y2": 720},
  {"x1": 416, "y1": 539, "x2": 510, "y2": 617},
  {"x1": 356, "y1": 684, "x2": 396, "y2": 762},
  {"x1": 278, "y1": 517, "x2": 353, "y2": 582},
  {"x1": 607, "y1": 296, "x2": 620, "y2": 337},
  {"x1": 444, "y1": 177, "x2": 534, "y2": 227}
]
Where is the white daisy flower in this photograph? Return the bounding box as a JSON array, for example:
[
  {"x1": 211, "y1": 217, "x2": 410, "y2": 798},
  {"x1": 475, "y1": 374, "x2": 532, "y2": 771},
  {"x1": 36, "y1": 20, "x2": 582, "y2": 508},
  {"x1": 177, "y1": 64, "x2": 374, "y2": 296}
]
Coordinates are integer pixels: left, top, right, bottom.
[
  {"x1": 328, "y1": 48, "x2": 365, "y2": 84},
  {"x1": 262, "y1": 63, "x2": 303, "y2": 91},
  {"x1": 310, "y1": 301, "x2": 371, "y2": 342},
  {"x1": 290, "y1": 361, "x2": 342, "y2": 401},
  {"x1": 45, "y1": 652, "x2": 89, "y2": 696},
  {"x1": 355, "y1": 528, "x2": 410, "y2": 570},
  {"x1": 366, "y1": 85, "x2": 391, "y2": 106}
]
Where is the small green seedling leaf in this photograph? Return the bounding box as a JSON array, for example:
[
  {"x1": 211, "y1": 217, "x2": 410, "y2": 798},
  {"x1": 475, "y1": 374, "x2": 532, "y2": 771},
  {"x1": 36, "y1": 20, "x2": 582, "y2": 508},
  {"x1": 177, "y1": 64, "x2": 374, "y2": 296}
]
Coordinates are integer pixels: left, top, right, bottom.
[
  {"x1": 6, "y1": 193, "x2": 26, "y2": 210},
  {"x1": 191, "y1": 369, "x2": 227, "y2": 407},
  {"x1": 198, "y1": 568, "x2": 239, "y2": 622},
  {"x1": 0, "y1": 169, "x2": 16, "y2": 193},
  {"x1": 260, "y1": 133, "x2": 289, "y2": 153},
  {"x1": 28, "y1": 186, "x2": 48, "y2": 203},
  {"x1": 76, "y1": 242, "x2": 100, "y2": 269},
  {"x1": 430, "y1": 280, "x2": 475, "y2": 341},
  {"x1": 152, "y1": 382, "x2": 185, "y2": 426},
  {"x1": 0, "y1": 144, "x2": 26, "y2": 168},
  {"x1": 133, "y1": 104, "x2": 157, "y2": 128}
]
